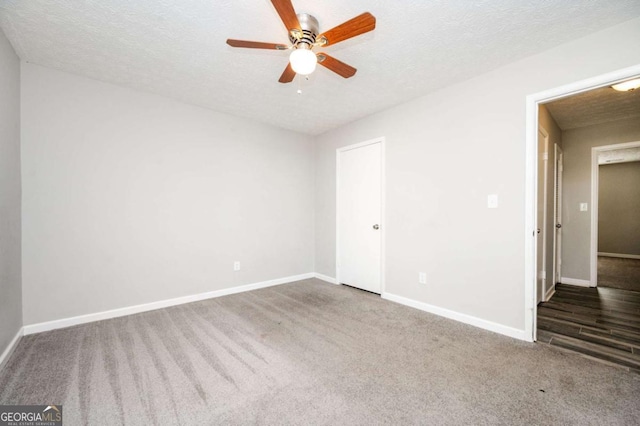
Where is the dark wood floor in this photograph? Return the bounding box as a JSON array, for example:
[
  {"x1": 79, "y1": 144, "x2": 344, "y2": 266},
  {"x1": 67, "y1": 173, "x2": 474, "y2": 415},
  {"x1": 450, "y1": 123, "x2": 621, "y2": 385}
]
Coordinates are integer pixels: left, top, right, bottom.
[{"x1": 537, "y1": 284, "x2": 640, "y2": 373}]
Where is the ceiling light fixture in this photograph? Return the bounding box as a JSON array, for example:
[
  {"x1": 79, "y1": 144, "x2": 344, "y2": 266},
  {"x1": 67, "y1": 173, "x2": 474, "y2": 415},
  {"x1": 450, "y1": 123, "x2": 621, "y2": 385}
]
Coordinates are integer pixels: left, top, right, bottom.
[
  {"x1": 226, "y1": 2, "x2": 376, "y2": 84},
  {"x1": 611, "y1": 77, "x2": 640, "y2": 92},
  {"x1": 289, "y1": 45, "x2": 317, "y2": 76}
]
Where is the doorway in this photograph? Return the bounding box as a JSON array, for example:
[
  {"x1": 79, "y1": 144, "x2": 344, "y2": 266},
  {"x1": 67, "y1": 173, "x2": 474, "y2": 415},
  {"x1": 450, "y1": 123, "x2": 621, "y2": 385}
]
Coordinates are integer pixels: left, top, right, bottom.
[
  {"x1": 336, "y1": 138, "x2": 385, "y2": 294},
  {"x1": 592, "y1": 142, "x2": 640, "y2": 292},
  {"x1": 525, "y1": 65, "x2": 640, "y2": 341},
  {"x1": 531, "y1": 76, "x2": 640, "y2": 369}
]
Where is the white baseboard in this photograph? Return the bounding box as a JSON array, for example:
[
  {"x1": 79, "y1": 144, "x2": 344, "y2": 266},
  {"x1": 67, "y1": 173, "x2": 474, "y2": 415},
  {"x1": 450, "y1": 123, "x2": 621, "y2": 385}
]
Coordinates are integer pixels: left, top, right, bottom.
[
  {"x1": 381, "y1": 292, "x2": 529, "y2": 341},
  {"x1": 23, "y1": 272, "x2": 315, "y2": 335},
  {"x1": 313, "y1": 273, "x2": 338, "y2": 284},
  {"x1": 544, "y1": 285, "x2": 556, "y2": 302},
  {"x1": 0, "y1": 327, "x2": 24, "y2": 372},
  {"x1": 560, "y1": 277, "x2": 593, "y2": 287},
  {"x1": 598, "y1": 252, "x2": 640, "y2": 260}
]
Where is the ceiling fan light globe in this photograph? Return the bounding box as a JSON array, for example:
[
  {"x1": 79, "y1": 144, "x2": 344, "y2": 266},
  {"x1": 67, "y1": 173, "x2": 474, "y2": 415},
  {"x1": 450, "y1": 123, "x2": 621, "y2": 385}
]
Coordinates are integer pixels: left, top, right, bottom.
[{"x1": 290, "y1": 48, "x2": 317, "y2": 75}]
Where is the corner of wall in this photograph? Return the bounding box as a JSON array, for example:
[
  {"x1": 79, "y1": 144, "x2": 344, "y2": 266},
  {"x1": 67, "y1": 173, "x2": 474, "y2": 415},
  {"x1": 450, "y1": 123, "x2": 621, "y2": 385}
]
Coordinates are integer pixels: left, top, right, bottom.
[{"x1": 0, "y1": 27, "x2": 23, "y2": 370}]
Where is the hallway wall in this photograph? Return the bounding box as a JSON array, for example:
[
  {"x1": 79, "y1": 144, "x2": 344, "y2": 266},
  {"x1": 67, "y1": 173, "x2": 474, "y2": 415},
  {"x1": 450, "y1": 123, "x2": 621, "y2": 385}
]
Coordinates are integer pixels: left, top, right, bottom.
[{"x1": 561, "y1": 117, "x2": 640, "y2": 281}]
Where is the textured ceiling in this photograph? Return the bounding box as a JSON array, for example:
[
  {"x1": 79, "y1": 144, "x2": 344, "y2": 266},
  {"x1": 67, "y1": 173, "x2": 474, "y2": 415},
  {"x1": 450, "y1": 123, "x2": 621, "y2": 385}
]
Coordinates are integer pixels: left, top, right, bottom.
[
  {"x1": 546, "y1": 84, "x2": 640, "y2": 130},
  {"x1": 1, "y1": 1, "x2": 640, "y2": 135}
]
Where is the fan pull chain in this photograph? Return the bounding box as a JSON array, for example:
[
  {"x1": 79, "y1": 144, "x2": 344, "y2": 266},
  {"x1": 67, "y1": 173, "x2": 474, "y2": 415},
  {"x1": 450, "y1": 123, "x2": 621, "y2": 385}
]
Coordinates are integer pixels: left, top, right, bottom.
[
  {"x1": 296, "y1": 76, "x2": 303, "y2": 94},
  {"x1": 297, "y1": 75, "x2": 311, "y2": 94}
]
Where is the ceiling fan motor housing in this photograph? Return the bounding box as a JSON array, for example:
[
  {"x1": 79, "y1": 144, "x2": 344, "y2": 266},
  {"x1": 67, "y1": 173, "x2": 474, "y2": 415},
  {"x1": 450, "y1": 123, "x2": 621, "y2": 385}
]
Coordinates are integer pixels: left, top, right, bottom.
[{"x1": 290, "y1": 13, "x2": 319, "y2": 48}]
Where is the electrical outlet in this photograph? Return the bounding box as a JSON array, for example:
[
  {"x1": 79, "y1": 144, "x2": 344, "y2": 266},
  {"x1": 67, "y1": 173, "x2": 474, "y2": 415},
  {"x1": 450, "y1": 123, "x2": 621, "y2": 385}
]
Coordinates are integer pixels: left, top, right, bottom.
[
  {"x1": 233, "y1": 261, "x2": 240, "y2": 271},
  {"x1": 419, "y1": 272, "x2": 427, "y2": 285}
]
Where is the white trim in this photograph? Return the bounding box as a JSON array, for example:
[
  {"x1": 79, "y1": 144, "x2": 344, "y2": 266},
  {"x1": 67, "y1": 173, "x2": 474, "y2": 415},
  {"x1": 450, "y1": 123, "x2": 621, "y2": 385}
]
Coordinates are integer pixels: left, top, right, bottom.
[
  {"x1": 537, "y1": 124, "x2": 549, "y2": 308},
  {"x1": 313, "y1": 273, "x2": 339, "y2": 284},
  {"x1": 591, "y1": 140, "x2": 640, "y2": 288},
  {"x1": 598, "y1": 252, "x2": 640, "y2": 260},
  {"x1": 335, "y1": 137, "x2": 383, "y2": 153},
  {"x1": 380, "y1": 140, "x2": 386, "y2": 295},
  {"x1": 544, "y1": 285, "x2": 556, "y2": 302},
  {"x1": 525, "y1": 96, "x2": 537, "y2": 342},
  {"x1": 591, "y1": 147, "x2": 598, "y2": 286},
  {"x1": 382, "y1": 292, "x2": 527, "y2": 341},
  {"x1": 336, "y1": 137, "x2": 386, "y2": 294},
  {"x1": 0, "y1": 327, "x2": 23, "y2": 372},
  {"x1": 560, "y1": 277, "x2": 593, "y2": 287},
  {"x1": 23, "y1": 273, "x2": 315, "y2": 335},
  {"x1": 525, "y1": 64, "x2": 640, "y2": 342},
  {"x1": 553, "y1": 144, "x2": 563, "y2": 286}
]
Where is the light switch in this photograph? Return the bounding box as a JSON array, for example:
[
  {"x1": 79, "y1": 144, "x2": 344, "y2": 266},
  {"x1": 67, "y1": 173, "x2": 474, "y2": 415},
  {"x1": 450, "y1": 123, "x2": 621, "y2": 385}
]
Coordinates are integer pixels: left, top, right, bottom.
[
  {"x1": 580, "y1": 203, "x2": 588, "y2": 212},
  {"x1": 487, "y1": 194, "x2": 498, "y2": 209}
]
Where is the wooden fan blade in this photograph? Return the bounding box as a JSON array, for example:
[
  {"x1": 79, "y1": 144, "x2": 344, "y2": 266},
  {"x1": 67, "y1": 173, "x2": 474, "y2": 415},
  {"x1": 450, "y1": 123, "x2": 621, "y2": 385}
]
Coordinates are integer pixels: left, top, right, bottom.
[
  {"x1": 316, "y1": 53, "x2": 357, "y2": 78},
  {"x1": 271, "y1": 0, "x2": 301, "y2": 33},
  {"x1": 318, "y1": 12, "x2": 376, "y2": 46},
  {"x1": 279, "y1": 63, "x2": 296, "y2": 83},
  {"x1": 226, "y1": 39, "x2": 288, "y2": 50}
]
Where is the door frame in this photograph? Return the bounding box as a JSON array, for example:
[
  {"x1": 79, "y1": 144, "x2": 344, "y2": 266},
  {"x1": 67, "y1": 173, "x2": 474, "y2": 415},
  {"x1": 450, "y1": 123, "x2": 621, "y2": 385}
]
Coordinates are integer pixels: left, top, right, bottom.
[
  {"x1": 524, "y1": 64, "x2": 640, "y2": 342},
  {"x1": 537, "y1": 125, "x2": 549, "y2": 305},
  {"x1": 551, "y1": 143, "x2": 563, "y2": 296},
  {"x1": 590, "y1": 140, "x2": 640, "y2": 287},
  {"x1": 336, "y1": 137, "x2": 386, "y2": 294}
]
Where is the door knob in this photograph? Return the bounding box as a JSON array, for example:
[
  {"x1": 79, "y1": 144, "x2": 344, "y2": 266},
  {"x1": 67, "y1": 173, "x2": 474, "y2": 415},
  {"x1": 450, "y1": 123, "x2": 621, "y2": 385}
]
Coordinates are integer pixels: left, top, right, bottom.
[
  {"x1": 556, "y1": 223, "x2": 562, "y2": 229},
  {"x1": 373, "y1": 224, "x2": 379, "y2": 230},
  {"x1": 537, "y1": 228, "x2": 541, "y2": 234}
]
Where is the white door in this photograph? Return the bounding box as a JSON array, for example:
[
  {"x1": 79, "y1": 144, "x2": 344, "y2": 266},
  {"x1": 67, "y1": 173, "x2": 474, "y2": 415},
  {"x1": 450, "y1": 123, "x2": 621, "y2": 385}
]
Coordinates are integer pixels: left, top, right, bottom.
[
  {"x1": 536, "y1": 128, "x2": 548, "y2": 304},
  {"x1": 553, "y1": 145, "x2": 563, "y2": 285},
  {"x1": 337, "y1": 141, "x2": 382, "y2": 293}
]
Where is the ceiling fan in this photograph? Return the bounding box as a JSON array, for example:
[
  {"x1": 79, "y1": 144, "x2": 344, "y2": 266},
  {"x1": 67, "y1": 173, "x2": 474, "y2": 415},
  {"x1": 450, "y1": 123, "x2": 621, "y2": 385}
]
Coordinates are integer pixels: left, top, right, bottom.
[{"x1": 226, "y1": 0, "x2": 376, "y2": 83}]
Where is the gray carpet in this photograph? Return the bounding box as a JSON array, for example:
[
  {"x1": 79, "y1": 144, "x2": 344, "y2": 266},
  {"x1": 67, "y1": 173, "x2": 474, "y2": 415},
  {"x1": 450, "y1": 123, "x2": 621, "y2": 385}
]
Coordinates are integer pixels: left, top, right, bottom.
[
  {"x1": 598, "y1": 256, "x2": 640, "y2": 292},
  {"x1": 1, "y1": 279, "x2": 639, "y2": 425}
]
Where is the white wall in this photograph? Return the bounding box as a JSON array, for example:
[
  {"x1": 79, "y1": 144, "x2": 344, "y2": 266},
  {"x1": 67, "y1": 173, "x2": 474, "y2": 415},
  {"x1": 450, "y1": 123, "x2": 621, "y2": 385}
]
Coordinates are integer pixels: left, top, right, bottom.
[
  {"x1": 598, "y1": 161, "x2": 640, "y2": 256},
  {"x1": 0, "y1": 29, "x2": 22, "y2": 358},
  {"x1": 314, "y1": 17, "x2": 640, "y2": 333},
  {"x1": 561, "y1": 117, "x2": 640, "y2": 280},
  {"x1": 21, "y1": 63, "x2": 315, "y2": 325}
]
